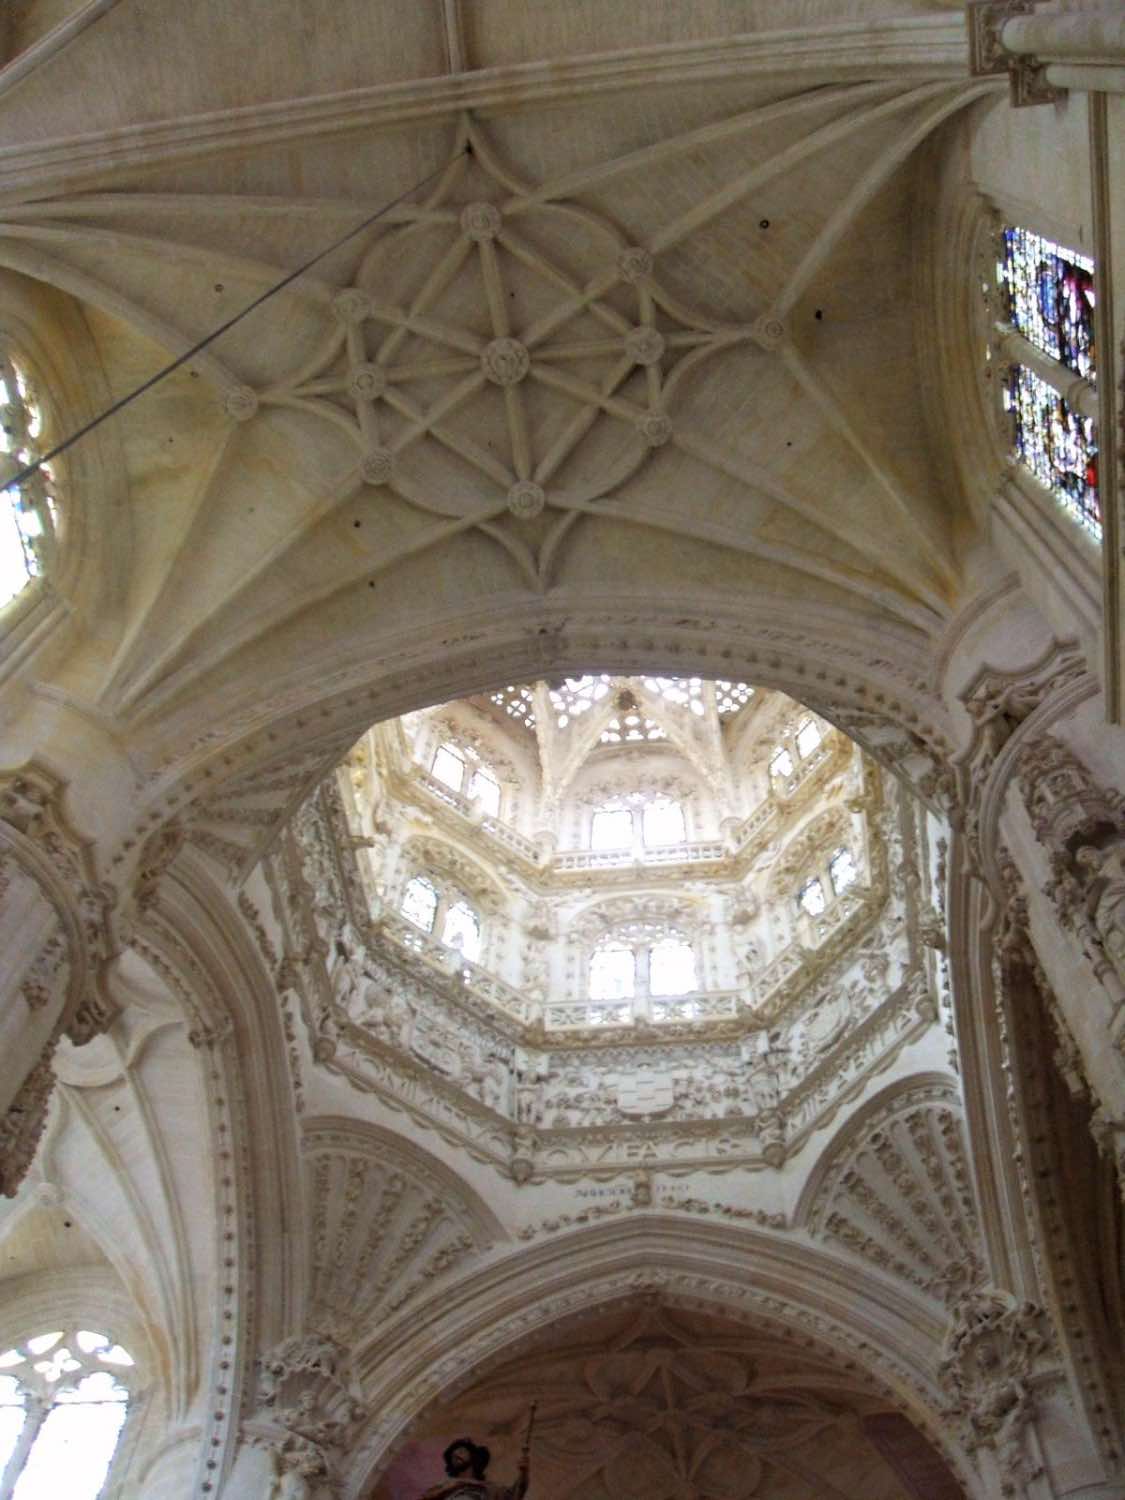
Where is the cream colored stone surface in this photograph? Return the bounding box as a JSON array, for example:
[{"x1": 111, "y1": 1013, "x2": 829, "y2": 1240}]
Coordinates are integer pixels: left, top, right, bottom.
[{"x1": 0, "y1": 4, "x2": 1122, "y2": 1498}]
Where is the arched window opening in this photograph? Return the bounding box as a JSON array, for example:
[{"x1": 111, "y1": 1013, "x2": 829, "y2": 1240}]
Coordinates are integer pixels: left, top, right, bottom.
[
  {"x1": 649, "y1": 936, "x2": 696, "y2": 997},
  {"x1": 829, "y1": 846, "x2": 857, "y2": 895},
  {"x1": 402, "y1": 875, "x2": 439, "y2": 932},
  {"x1": 796, "y1": 877, "x2": 826, "y2": 917},
  {"x1": 589, "y1": 942, "x2": 636, "y2": 1001},
  {"x1": 548, "y1": 675, "x2": 612, "y2": 728},
  {"x1": 0, "y1": 352, "x2": 58, "y2": 607},
  {"x1": 488, "y1": 684, "x2": 536, "y2": 729},
  {"x1": 431, "y1": 744, "x2": 466, "y2": 792},
  {"x1": 0, "y1": 1329, "x2": 133, "y2": 1500},
  {"x1": 769, "y1": 746, "x2": 794, "y2": 780},
  {"x1": 642, "y1": 799, "x2": 685, "y2": 847},
  {"x1": 795, "y1": 717, "x2": 822, "y2": 759},
  {"x1": 590, "y1": 806, "x2": 633, "y2": 851},
  {"x1": 643, "y1": 676, "x2": 705, "y2": 716},
  {"x1": 998, "y1": 225, "x2": 1099, "y2": 538},
  {"x1": 714, "y1": 680, "x2": 753, "y2": 717},
  {"x1": 442, "y1": 901, "x2": 481, "y2": 963},
  {"x1": 468, "y1": 766, "x2": 500, "y2": 817}
]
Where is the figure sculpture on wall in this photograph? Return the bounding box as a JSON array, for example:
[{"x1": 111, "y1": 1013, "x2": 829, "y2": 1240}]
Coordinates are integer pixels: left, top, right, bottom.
[{"x1": 421, "y1": 1412, "x2": 533, "y2": 1500}]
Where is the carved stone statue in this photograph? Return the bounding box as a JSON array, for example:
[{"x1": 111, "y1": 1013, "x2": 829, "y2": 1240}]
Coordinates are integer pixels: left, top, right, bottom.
[{"x1": 421, "y1": 1437, "x2": 529, "y2": 1500}]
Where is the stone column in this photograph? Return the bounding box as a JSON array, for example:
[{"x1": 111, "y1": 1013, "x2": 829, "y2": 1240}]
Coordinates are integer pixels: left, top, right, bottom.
[{"x1": 969, "y1": 2, "x2": 1125, "y2": 103}]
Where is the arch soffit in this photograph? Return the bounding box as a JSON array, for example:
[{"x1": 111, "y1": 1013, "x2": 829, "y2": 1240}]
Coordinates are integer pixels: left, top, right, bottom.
[
  {"x1": 793, "y1": 1070, "x2": 962, "y2": 1229},
  {"x1": 299, "y1": 1115, "x2": 506, "y2": 1250},
  {"x1": 143, "y1": 599, "x2": 956, "y2": 874},
  {"x1": 346, "y1": 1216, "x2": 965, "y2": 1499}
]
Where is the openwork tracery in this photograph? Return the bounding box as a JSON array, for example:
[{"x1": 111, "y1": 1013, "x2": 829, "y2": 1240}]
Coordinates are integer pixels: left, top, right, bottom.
[
  {"x1": 0, "y1": 1328, "x2": 134, "y2": 1500},
  {"x1": 0, "y1": 351, "x2": 57, "y2": 606}
]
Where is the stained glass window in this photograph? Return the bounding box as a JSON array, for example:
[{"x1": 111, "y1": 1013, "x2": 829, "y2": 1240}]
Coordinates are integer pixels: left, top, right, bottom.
[
  {"x1": 1001, "y1": 226, "x2": 1095, "y2": 378},
  {"x1": 1004, "y1": 365, "x2": 1100, "y2": 538},
  {"x1": 402, "y1": 875, "x2": 439, "y2": 932},
  {"x1": 797, "y1": 877, "x2": 826, "y2": 917},
  {"x1": 829, "y1": 846, "x2": 857, "y2": 895},
  {"x1": 590, "y1": 943, "x2": 636, "y2": 1001},
  {"x1": 1, "y1": 352, "x2": 58, "y2": 607},
  {"x1": 442, "y1": 901, "x2": 481, "y2": 963},
  {"x1": 0, "y1": 1329, "x2": 133, "y2": 1500},
  {"x1": 431, "y1": 744, "x2": 466, "y2": 792},
  {"x1": 649, "y1": 937, "x2": 696, "y2": 997}
]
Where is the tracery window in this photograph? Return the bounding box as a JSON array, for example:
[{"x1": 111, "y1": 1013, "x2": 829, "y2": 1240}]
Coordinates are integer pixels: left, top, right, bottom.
[
  {"x1": 1001, "y1": 226, "x2": 1095, "y2": 377},
  {"x1": 0, "y1": 1328, "x2": 134, "y2": 1500},
  {"x1": 599, "y1": 713, "x2": 666, "y2": 745},
  {"x1": 589, "y1": 941, "x2": 636, "y2": 1001},
  {"x1": 401, "y1": 874, "x2": 482, "y2": 964},
  {"x1": 548, "y1": 675, "x2": 612, "y2": 727},
  {"x1": 588, "y1": 794, "x2": 688, "y2": 853},
  {"x1": 642, "y1": 676, "x2": 705, "y2": 716},
  {"x1": 0, "y1": 352, "x2": 57, "y2": 607},
  {"x1": 714, "y1": 680, "x2": 753, "y2": 717},
  {"x1": 588, "y1": 923, "x2": 697, "y2": 1008},
  {"x1": 998, "y1": 226, "x2": 1100, "y2": 539},
  {"x1": 1003, "y1": 365, "x2": 1099, "y2": 537},
  {"x1": 402, "y1": 875, "x2": 439, "y2": 932},
  {"x1": 429, "y1": 743, "x2": 503, "y2": 816},
  {"x1": 488, "y1": 684, "x2": 536, "y2": 729}
]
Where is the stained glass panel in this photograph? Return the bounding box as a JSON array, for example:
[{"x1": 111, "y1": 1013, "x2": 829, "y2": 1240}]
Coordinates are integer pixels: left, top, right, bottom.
[
  {"x1": 1004, "y1": 365, "x2": 1100, "y2": 538},
  {"x1": 0, "y1": 354, "x2": 57, "y2": 606},
  {"x1": 1001, "y1": 227, "x2": 1095, "y2": 378}
]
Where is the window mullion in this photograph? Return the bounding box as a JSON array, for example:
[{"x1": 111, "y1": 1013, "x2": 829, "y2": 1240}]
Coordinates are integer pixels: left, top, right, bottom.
[
  {"x1": 1, "y1": 1394, "x2": 48, "y2": 1500},
  {"x1": 995, "y1": 321, "x2": 1098, "y2": 420},
  {"x1": 635, "y1": 945, "x2": 652, "y2": 1023}
]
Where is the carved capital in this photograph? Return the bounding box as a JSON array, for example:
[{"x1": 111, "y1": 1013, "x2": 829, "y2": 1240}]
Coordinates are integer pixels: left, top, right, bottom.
[{"x1": 939, "y1": 1286, "x2": 1046, "y2": 1486}]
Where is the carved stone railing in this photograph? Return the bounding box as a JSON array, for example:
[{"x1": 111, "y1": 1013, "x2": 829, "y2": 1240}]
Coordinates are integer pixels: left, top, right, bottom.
[
  {"x1": 544, "y1": 989, "x2": 739, "y2": 1032},
  {"x1": 379, "y1": 908, "x2": 532, "y2": 1024}
]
